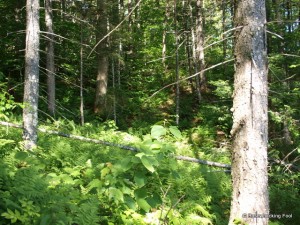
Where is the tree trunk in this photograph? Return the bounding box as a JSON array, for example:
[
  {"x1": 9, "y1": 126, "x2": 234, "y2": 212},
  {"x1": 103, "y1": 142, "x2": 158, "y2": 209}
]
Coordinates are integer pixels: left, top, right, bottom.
[
  {"x1": 195, "y1": 0, "x2": 206, "y2": 97},
  {"x1": 80, "y1": 19, "x2": 84, "y2": 125},
  {"x1": 95, "y1": 56, "x2": 109, "y2": 115},
  {"x1": 94, "y1": 0, "x2": 109, "y2": 116},
  {"x1": 174, "y1": 0, "x2": 180, "y2": 125},
  {"x1": 45, "y1": 0, "x2": 55, "y2": 116},
  {"x1": 229, "y1": 0, "x2": 269, "y2": 224},
  {"x1": 221, "y1": 0, "x2": 227, "y2": 73},
  {"x1": 112, "y1": 60, "x2": 117, "y2": 124},
  {"x1": 162, "y1": 0, "x2": 170, "y2": 70},
  {"x1": 189, "y1": 2, "x2": 201, "y2": 103},
  {"x1": 23, "y1": 0, "x2": 40, "y2": 150}
]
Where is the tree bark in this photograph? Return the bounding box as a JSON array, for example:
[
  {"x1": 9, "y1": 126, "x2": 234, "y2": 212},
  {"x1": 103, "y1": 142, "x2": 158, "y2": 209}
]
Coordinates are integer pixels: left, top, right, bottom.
[
  {"x1": 195, "y1": 0, "x2": 206, "y2": 97},
  {"x1": 221, "y1": 0, "x2": 227, "y2": 73},
  {"x1": 45, "y1": 0, "x2": 55, "y2": 116},
  {"x1": 23, "y1": 0, "x2": 40, "y2": 150},
  {"x1": 189, "y1": 2, "x2": 201, "y2": 103},
  {"x1": 174, "y1": 0, "x2": 180, "y2": 125},
  {"x1": 229, "y1": 0, "x2": 269, "y2": 224},
  {"x1": 162, "y1": 0, "x2": 170, "y2": 70},
  {"x1": 80, "y1": 19, "x2": 84, "y2": 125},
  {"x1": 94, "y1": 0, "x2": 109, "y2": 116}
]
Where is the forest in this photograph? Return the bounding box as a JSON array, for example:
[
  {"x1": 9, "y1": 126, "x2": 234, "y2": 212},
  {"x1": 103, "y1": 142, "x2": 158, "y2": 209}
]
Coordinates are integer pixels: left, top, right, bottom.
[{"x1": 0, "y1": 0, "x2": 299, "y2": 224}]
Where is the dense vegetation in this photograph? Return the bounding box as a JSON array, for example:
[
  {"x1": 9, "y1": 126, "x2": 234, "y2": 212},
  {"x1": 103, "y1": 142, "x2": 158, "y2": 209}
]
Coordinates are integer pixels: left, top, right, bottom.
[{"x1": 0, "y1": 0, "x2": 300, "y2": 224}]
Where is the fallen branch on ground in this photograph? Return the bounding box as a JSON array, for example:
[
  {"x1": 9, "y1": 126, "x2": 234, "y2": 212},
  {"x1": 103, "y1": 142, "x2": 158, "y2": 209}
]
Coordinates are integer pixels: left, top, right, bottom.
[
  {"x1": 174, "y1": 155, "x2": 231, "y2": 168},
  {"x1": 2, "y1": 121, "x2": 299, "y2": 171},
  {"x1": 0, "y1": 121, "x2": 231, "y2": 169}
]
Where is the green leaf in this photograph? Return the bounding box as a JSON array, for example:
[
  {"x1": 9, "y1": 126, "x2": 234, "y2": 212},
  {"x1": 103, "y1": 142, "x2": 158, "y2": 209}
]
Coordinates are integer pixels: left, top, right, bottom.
[
  {"x1": 134, "y1": 188, "x2": 147, "y2": 199},
  {"x1": 124, "y1": 196, "x2": 137, "y2": 210},
  {"x1": 137, "y1": 198, "x2": 151, "y2": 212},
  {"x1": 15, "y1": 152, "x2": 29, "y2": 160},
  {"x1": 233, "y1": 218, "x2": 243, "y2": 224},
  {"x1": 150, "y1": 142, "x2": 162, "y2": 150},
  {"x1": 1, "y1": 209, "x2": 19, "y2": 223},
  {"x1": 0, "y1": 139, "x2": 15, "y2": 147},
  {"x1": 101, "y1": 167, "x2": 111, "y2": 179},
  {"x1": 146, "y1": 193, "x2": 162, "y2": 208},
  {"x1": 108, "y1": 187, "x2": 124, "y2": 203},
  {"x1": 87, "y1": 179, "x2": 102, "y2": 192},
  {"x1": 119, "y1": 157, "x2": 133, "y2": 171},
  {"x1": 169, "y1": 126, "x2": 182, "y2": 139},
  {"x1": 64, "y1": 167, "x2": 81, "y2": 177},
  {"x1": 134, "y1": 172, "x2": 146, "y2": 187},
  {"x1": 151, "y1": 125, "x2": 167, "y2": 139},
  {"x1": 135, "y1": 152, "x2": 145, "y2": 159},
  {"x1": 140, "y1": 155, "x2": 158, "y2": 173},
  {"x1": 59, "y1": 174, "x2": 74, "y2": 184}
]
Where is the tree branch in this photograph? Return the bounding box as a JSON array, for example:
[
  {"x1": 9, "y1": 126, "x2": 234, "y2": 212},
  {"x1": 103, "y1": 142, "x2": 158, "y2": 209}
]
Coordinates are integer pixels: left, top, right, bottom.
[
  {"x1": 2, "y1": 121, "x2": 299, "y2": 171},
  {"x1": 87, "y1": 0, "x2": 143, "y2": 58},
  {"x1": 0, "y1": 121, "x2": 231, "y2": 168},
  {"x1": 148, "y1": 59, "x2": 234, "y2": 99}
]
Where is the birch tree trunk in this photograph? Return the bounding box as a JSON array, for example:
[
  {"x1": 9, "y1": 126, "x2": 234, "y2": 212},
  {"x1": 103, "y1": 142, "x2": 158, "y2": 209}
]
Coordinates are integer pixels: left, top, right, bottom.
[
  {"x1": 229, "y1": 0, "x2": 269, "y2": 224},
  {"x1": 45, "y1": 0, "x2": 55, "y2": 116},
  {"x1": 23, "y1": 0, "x2": 40, "y2": 150}
]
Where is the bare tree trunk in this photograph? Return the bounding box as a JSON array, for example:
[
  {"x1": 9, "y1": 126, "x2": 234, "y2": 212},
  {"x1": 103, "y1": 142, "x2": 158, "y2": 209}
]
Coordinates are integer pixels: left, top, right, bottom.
[
  {"x1": 221, "y1": 0, "x2": 227, "y2": 73},
  {"x1": 112, "y1": 60, "x2": 117, "y2": 123},
  {"x1": 174, "y1": 0, "x2": 180, "y2": 125},
  {"x1": 189, "y1": 2, "x2": 201, "y2": 103},
  {"x1": 94, "y1": 0, "x2": 109, "y2": 115},
  {"x1": 61, "y1": 0, "x2": 65, "y2": 20},
  {"x1": 195, "y1": 0, "x2": 206, "y2": 97},
  {"x1": 80, "y1": 19, "x2": 84, "y2": 125},
  {"x1": 95, "y1": 57, "x2": 109, "y2": 115},
  {"x1": 185, "y1": 1, "x2": 195, "y2": 92},
  {"x1": 45, "y1": 0, "x2": 55, "y2": 116},
  {"x1": 162, "y1": 0, "x2": 170, "y2": 70},
  {"x1": 23, "y1": 0, "x2": 40, "y2": 150},
  {"x1": 118, "y1": 41, "x2": 122, "y2": 86},
  {"x1": 229, "y1": 0, "x2": 269, "y2": 224}
]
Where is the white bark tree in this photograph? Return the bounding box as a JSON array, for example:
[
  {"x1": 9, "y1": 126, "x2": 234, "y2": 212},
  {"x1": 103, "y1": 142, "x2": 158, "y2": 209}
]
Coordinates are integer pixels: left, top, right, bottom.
[
  {"x1": 229, "y1": 0, "x2": 269, "y2": 224},
  {"x1": 23, "y1": 0, "x2": 40, "y2": 150}
]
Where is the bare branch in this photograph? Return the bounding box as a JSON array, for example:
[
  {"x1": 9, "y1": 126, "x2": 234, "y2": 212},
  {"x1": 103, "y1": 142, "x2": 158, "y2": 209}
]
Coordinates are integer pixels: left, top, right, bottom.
[
  {"x1": 149, "y1": 59, "x2": 234, "y2": 99},
  {"x1": 266, "y1": 30, "x2": 284, "y2": 39},
  {"x1": 1, "y1": 121, "x2": 299, "y2": 171},
  {"x1": 269, "y1": 157, "x2": 300, "y2": 172},
  {"x1": 39, "y1": 31, "x2": 91, "y2": 48},
  {"x1": 0, "y1": 121, "x2": 231, "y2": 168},
  {"x1": 174, "y1": 155, "x2": 231, "y2": 168},
  {"x1": 87, "y1": 0, "x2": 143, "y2": 58},
  {"x1": 282, "y1": 53, "x2": 300, "y2": 58}
]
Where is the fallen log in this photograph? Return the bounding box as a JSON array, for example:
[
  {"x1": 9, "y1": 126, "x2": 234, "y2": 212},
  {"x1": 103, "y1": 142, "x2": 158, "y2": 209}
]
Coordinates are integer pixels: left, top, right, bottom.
[{"x1": 0, "y1": 121, "x2": 232, "y2": 169}]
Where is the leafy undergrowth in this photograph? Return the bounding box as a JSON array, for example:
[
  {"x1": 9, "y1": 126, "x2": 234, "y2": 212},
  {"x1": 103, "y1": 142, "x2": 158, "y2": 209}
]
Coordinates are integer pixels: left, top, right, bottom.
[
  {"x1": 0, "y1": 119, "x2": 231, "y2": 225},
  {"x1": 1, "y1": 119, "x2": 299, "y2": 225}
]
